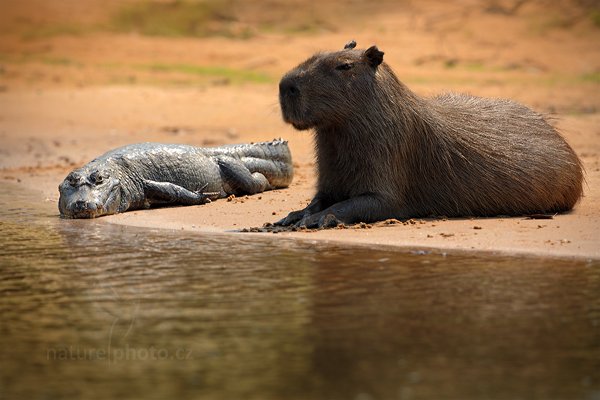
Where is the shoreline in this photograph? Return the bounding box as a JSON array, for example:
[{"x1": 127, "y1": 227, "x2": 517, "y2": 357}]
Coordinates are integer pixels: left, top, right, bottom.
[
  {"x1": 4, "y1": 168, "x2": 597, "y2": 261},
  {"x1": 101, "y1": 214, "x2": 600, "y2": 262},
  {"x1": 102, "y1": 210, "x2": 600, "y2": 261}
]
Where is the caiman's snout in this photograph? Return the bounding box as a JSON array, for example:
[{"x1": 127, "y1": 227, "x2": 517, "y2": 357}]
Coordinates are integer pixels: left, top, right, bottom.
[
  {"x1": 72, "y1": 200, "x2": 101, "y2": 214},
  {"x1": 61, "y1": 199, "x2": 103, "y2": 219}
]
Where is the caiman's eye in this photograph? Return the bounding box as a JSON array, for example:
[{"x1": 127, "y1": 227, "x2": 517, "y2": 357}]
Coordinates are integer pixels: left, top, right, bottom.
[
  {"x1": 335, "y1": 62, "x2": 354, "y2": 71},
  {"x1": 90, "y1": 172, "x2": 105, "y2": 184},
  {"x1": 67, "y1": 174, "x2": 78, "y2": 186}
]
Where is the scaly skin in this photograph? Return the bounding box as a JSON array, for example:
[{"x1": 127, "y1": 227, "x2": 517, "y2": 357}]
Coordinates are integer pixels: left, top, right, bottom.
[{"x1": 58, "y1": 139, "x2": 293, "y2": 218}]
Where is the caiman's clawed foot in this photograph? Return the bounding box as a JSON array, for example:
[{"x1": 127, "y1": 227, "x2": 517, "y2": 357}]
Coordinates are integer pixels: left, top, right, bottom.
[{"x1": 195, "y1": 183, "x2": 220, "y2": 204}]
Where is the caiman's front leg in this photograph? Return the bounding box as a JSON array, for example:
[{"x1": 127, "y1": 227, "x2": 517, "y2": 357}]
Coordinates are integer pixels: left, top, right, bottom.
[
  {"x1": 143, "y1": 180, "x2": 219, "y2": 206},
  {"x1": 295, "y1": 194, "x2": 394, "y2": 228}
]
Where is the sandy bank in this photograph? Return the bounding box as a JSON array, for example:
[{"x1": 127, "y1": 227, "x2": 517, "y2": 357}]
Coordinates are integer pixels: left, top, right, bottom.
[{"x1": 1, "y1": 87, "x2": 598, "y2": 260}]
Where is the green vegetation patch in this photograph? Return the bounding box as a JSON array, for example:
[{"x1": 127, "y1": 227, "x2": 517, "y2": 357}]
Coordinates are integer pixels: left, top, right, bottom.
[
  {"x1": 19, "y1": 23, "x2": 90, "y2": 40},
  {"x1": 579, "y1": 71, "x2": 600, "y2": 83},
  {"x1": 40, "y1": 57, "x2": 82, "y2": 67},
  {"x1": 142, "y1": 63, "x2": 273, "y2": 84},
  {"x1": 591, "y1": 9, "x2": 600, "y2": 27},
  {"x1": 110, "y1": 0, "x2": 246, "y2": 38}
]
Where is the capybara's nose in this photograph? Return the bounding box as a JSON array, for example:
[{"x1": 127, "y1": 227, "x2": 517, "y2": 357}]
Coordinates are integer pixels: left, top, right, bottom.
[{"x1": 279, "y1": 78, "x2": 299, "y2": 98}]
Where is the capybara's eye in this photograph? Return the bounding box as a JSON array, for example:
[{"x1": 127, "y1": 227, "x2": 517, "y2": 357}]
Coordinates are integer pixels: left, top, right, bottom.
[{"x1": 335, "y1": 62, "x2": 353, "y2": 71}]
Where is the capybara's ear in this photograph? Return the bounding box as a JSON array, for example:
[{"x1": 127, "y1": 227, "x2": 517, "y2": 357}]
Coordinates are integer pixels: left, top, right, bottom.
[
  {"x1": 344, "y1": 40, "x2": 357, "y2": 50},
  {"x1": 364, "y1": 46, "x2": 384, "y2": 68}
]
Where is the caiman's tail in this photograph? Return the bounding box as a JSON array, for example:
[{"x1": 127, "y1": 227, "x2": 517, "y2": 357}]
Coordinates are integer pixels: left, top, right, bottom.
[{"x1": 204, "y1": 138, "x2": 291, "y2": 162}]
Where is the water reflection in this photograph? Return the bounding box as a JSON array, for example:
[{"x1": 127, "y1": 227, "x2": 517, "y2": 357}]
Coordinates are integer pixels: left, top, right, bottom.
[{"x1": 0, "y1": 183, "x2": 598, "y2": 399}]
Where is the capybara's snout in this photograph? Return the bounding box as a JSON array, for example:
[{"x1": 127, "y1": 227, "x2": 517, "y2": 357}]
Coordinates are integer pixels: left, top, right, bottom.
[
  {"x1": 279, "y1": 75, "x2": 300, "y2": 99},
  {"x1": 279, "y1": 73, "x2": 309, "y2": 129}
]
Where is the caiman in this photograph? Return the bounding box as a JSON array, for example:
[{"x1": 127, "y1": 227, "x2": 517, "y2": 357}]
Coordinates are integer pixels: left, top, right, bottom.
[{"x1": 58, "y1": 139, "x2": 293, "y2": 218}]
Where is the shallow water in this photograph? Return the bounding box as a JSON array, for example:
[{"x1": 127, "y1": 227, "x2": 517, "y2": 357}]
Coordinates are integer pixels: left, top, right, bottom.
[{"x1": 0, "y1": 183, "x2": 598, "y2": 400}]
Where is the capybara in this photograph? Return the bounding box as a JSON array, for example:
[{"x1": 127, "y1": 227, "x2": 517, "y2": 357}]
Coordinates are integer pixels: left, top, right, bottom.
[{"x1": 275, "y1": 40, "x2": 583, "y2": 228}]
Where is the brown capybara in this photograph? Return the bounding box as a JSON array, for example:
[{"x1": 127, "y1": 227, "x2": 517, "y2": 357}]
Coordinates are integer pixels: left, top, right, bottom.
[{"x1": 275, "y1": 41, "x2": 584, "y2": 228}]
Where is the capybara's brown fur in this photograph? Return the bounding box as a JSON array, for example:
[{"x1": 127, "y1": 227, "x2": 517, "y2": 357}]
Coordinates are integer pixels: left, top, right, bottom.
[{"x1": 276, "y1": 41, "x2": 584, "y2": 228}]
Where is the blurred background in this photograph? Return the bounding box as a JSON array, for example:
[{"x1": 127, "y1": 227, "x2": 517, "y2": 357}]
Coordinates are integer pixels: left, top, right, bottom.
[{"x1": 1, "y1": 0, "x2": 598, "y2": 94}]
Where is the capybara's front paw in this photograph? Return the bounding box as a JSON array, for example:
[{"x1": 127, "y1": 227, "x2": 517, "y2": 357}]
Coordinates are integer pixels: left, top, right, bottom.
[
  {"x1": 274, "y1": 209, "x2": 307, "y2": 226},
  {"x1": 297, "y1": 212, "x2": 343, "y2": 229}
]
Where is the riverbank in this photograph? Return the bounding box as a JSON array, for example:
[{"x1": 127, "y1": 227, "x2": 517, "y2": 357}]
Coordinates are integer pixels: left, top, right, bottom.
[{"x1": 1, "y1": 86, "x2": 598, "y2": 260}]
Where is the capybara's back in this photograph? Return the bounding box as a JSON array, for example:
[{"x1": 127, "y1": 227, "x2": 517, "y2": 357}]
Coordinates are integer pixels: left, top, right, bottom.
[{"x1": 406, "y1": 93, "x2": 584, "y2": 217}]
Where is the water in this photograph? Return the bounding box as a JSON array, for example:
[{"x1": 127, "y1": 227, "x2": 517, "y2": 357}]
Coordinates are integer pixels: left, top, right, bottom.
[{"x1": 0, "y1": 183, "x2": 599, "y2": 400}]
